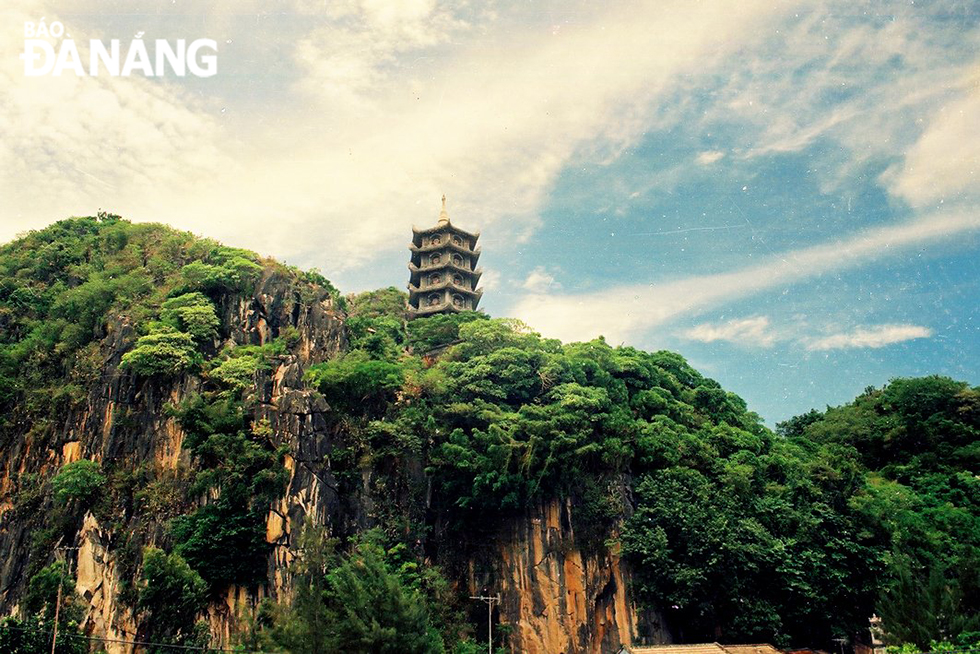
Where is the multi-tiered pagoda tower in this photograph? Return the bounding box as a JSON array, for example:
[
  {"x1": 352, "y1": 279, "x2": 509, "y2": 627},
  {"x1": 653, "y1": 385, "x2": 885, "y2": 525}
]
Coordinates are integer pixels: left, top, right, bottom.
[{"x1": 408, "y1": 196, "x2": 483, "y2": 317}]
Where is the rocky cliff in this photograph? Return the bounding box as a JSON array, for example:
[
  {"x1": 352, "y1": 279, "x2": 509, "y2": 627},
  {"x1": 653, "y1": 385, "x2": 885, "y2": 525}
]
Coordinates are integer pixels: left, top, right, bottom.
[{"x1": 0, "y1": 262, "x2": 655, "y2": 653}]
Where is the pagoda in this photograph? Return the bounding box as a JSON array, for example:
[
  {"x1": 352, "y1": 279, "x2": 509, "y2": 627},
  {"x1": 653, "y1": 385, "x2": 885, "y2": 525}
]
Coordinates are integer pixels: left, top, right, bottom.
[{"x1": 408, "y1": 196, "x2": 483, "y2": 317}]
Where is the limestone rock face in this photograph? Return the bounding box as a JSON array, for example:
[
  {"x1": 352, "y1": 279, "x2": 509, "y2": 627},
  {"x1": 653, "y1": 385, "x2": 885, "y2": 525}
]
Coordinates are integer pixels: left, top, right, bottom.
[{"x1": 471, "y1": 499, "x2": 667, "y2": 654}]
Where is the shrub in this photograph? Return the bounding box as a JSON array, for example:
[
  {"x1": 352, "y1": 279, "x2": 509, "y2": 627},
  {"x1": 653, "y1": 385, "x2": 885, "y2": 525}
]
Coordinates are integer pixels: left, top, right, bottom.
[
  {"x1": 24, "y1": 561, "x2": 74, "y2": 618},
  {"x1": 121, "y1": 326, "x2": 199, "y2": 376},
  {"x1": 160, "y1": 293, "x2": 220, "y2": 342},
  {"x1": 138, "y1": 547, "x2": 207, "y2": 630},
  {"x1": 180, "y1": 257, "x2": 262, "y2": 295},
  {"x1": 305, "y1": 351, "x2": 404, "y2": 415},
  {"x1": 172, "y1": 500, "x2": 269, "y2": 587},
  {"x1": 209, "y1": 355, "x2": 263, "y2": 391},
  {"x1": 406, "y1": 311, "x2": 487, "y2": 353},
  {"x1": 51, "y1": 460, "x2": 106, "y2": 506}
]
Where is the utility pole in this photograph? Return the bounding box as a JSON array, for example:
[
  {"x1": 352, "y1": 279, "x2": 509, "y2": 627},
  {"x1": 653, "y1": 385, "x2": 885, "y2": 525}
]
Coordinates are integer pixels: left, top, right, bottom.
[
  {"x1": 469, "y1": 593, "x2": 500, "y2": 654},
  {"x1": 51, "y1": 546, "x2": 80, "y2": 654}
]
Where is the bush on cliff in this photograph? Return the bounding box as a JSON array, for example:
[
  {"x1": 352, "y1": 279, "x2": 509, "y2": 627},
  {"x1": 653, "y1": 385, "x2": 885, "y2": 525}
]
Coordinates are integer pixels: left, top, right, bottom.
[
  {"x1": 120, "y1": 326, "x2": 200, "y2": 376},
  {"x1": 264, "y1": 525, "x2": 451, "y2": 654}
]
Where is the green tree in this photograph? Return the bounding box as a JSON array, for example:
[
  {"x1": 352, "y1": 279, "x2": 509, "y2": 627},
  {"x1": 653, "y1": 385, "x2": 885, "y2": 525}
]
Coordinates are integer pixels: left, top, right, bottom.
[
  {"x1": 793, "y1": 376, "x2": 980, "y2": 647},
  {"x1": 137, "y1": 547, "x2": 208, "y2": 648},
  {"x1": 266, "y1": 522, "x2": 338, "y2": 654},
  {"x1": 305, "y1": 350, "x2": 405, "y2": 415},
  {"x1": 10, "y1": 562, "x2": 88, "y2": 654},
  {"x1": 326, "y1": 540, "x2": 444, "y2": 653}
]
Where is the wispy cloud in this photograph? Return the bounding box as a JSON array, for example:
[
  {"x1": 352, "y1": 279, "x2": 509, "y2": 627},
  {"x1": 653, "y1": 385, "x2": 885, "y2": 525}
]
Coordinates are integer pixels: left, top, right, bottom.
[
  {"x1": 883, "y1": 72, "x2": 980, "y2": 208},
  {"x1": 683, "y1": 316, "x2": 777, "y2": 347},
  {"x1": 682, "y1": 316, "x2": 935, "y2": 352},
  {"x1": 0, "y1": 0, "x2": 233, "y2": 230},
  {"x1": 806, "y1": 324, "x2": 933, "y2": 351},
  {"x1": 510, "y1": 210, "x2": 980, "y2": 343},
  {"x1": 696, "y1": 150, "x2": 725, "y2": 165},
  {"x1": 522, "y1": 267, "x2": 561, "y2": 294},
  {"x1": 699, "y1": 7, "x2": 979, "y2": 196}
]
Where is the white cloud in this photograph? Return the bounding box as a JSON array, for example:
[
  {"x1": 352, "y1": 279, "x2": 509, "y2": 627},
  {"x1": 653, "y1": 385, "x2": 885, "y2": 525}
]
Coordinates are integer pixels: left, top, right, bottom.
[
  {"x1": 0, "y1": 0, "x2": 792, "y2": 273},
  {"x1": 2, "y1": 0, "x2": 976, "y2": 310},
  {"x1": 806, "y1": 324, "x2": 933, "y2": 351},
  {"x1": 0, "y1": 1, "x2": 234, "y2": 232},
  {"x1": 510, "y1": 210, "x2": 980, "y2": 343},
  {"x1": 522, "y1": 267, "x2": 560, "y2": 293},
  {"x1": 883, "y1": 74, "x2": 980, "y2": 207},
  {"x1": 683, "y1": 316, "x2": 777, "y2": 348},
  {"x1": 696, "y1": 150, "x2": 725, "y2": 165},
  {"x1": 291, "y1": 0, "x2": 465, "y2": 110},
  {"x1": 682, "y1": 316, "x2": 935, "y2": 352}
]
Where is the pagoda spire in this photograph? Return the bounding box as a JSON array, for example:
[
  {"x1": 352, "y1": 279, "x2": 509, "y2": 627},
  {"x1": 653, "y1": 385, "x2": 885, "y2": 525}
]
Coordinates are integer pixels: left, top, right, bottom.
[{"x1": 438, "y1": 194, "x2": 450, "y2": 225}]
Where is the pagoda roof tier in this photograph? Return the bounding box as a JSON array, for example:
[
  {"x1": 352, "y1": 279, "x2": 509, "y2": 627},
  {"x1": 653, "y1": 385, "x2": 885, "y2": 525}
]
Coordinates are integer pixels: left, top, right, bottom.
[
  {"x1": 410, "y1": 241, "x2": 481, "y2": 256},
  {"x1": 408, "y1": 281, "x2": 484, "y2": 298},
  {"x1": 412, "y1": 222, "x2": 479, "y2": 240},
  {"x1": 408, "y1": 262, "x2": 483, "y2": 285}
]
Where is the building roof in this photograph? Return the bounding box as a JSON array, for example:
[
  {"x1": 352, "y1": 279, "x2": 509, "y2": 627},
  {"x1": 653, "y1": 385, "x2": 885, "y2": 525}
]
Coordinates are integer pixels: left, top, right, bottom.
[
  {"x1": 409, "y1": 281, "x2": 483, "y2": 299},
  {"x1": 724, "y1": 646, "x2": 784, "y2": 654},
  {"x1": 408, "y1": 261, "x2": 483, "y2": 285},
  {"x1": 625, "y1": 644, "x2": 782, "y2": 654}
]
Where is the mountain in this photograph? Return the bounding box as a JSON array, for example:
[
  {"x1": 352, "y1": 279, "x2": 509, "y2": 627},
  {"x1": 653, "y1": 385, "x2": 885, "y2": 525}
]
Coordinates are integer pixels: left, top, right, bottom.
[{"x1": 0, "y1": 215, "x2": 975, "y2": 653}]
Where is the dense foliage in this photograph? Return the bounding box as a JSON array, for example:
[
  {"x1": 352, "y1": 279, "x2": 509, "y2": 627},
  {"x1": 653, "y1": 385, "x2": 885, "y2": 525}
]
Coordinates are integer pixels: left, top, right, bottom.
[
  {"x1": 310, "y1": 290, "x2": 980, "y2": 650},
  {"x1": 781, "y1": 378, "x2": 980, "y2": 649},
  {"x1": 136, "y1": 547, "x2": 210, "y2": 650},
  {"x1": 309, "y1": 295, "x2": 875, "y2": 646},
  {"x1": 170, "y1": 374, "x2": 290, "y2": 587},
  {"x1": 0, "y1": 217, "x2": 323, "y2": 645},
  {"x1": 258, "y1": 525, "x2": 451, "y2": 654},
  {"x1": 0, "y1": 214, "x2": 338, "y2": 423},
  {"x1": 1, "y1": 218, "x2": 977, "y2": 653}
]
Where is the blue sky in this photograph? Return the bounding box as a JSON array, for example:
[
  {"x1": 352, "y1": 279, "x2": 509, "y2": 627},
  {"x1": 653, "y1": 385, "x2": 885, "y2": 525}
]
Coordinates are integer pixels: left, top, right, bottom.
[{"x1": 1, "y1": 0, "x2": 978, "y2": 423}]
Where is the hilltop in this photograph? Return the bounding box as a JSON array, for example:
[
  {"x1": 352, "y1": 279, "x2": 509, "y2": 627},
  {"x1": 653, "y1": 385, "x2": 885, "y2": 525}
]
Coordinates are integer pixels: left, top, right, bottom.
[{"x1": 0, "y1": 215, "x2": 975, "y2": 653}]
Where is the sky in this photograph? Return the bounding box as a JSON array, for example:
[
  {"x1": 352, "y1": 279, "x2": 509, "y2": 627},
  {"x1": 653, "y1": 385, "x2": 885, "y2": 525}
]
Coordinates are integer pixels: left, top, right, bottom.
[{"x1": 1, "y1": 0, "x2": 978, "y2": 424}]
